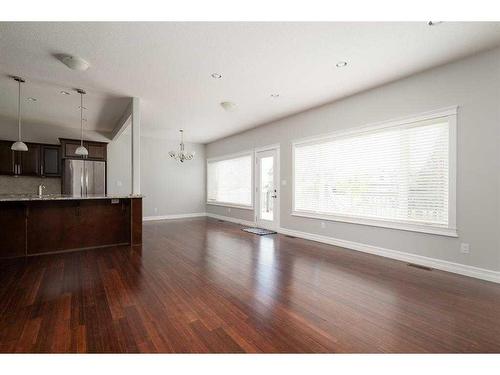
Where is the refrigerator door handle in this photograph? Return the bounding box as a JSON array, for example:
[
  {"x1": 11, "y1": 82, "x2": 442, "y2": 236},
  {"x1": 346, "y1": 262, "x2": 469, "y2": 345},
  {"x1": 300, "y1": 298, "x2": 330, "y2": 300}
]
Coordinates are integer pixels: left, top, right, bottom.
[
  {"x1": 80, "y1": 166, "x2": 84, "y2": 196},
  {"x1": 85, "y1": 167, "x2": 89, "y2": 195}
]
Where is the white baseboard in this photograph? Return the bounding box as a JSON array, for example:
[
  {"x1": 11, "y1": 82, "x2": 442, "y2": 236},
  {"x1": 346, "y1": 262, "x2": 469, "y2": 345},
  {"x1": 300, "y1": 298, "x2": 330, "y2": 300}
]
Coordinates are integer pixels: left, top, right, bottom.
[
  {"x1": 206, "y1": 212, "x2": 256, "y2": 227},
  {"x1": 143, "y1": 212, "x2": 207, "y2": 221},
  {"x1": 277, "y1": 227, "x2": 500, "y2": 284}
]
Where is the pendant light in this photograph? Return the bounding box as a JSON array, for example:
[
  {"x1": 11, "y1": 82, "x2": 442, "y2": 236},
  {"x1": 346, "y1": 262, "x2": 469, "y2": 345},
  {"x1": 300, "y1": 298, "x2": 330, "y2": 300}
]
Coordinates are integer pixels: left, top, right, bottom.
[
  {"x1": 75, "y1": 89, "x2": 88, "y2": 157},
  {"x1": 11, "y1": 76, "x2": 28, "y2": 152},
  {"x1": 168, "y1": 130, "x2": 195, "y2": 163}
]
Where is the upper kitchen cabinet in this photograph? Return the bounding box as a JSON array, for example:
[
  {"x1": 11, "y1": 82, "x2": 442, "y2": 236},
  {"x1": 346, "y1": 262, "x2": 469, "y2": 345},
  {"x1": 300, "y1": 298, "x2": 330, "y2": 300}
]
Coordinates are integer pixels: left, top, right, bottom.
[
  {"x1": 14, "y1": 143, "x2": 41, "y2": 176},
  {"x1": 2, "y1": 141, "x2": 42, "y2": 176},
  {"x1": 0, "y1": 140, "x2": 61, "y2": 177},
  {"x1": 60, "y1": 138, "x2": 107, "y2": 161},
  {"x1": 0, "y1": 141, "x2": 14, "y2": 175},
  {"x1": 41, "y1": 145, "x2": 61, "y2": 177}
]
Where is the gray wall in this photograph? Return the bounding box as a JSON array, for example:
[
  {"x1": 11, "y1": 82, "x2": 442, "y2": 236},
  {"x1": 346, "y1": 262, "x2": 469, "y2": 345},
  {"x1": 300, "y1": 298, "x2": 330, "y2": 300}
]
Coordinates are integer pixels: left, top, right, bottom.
[
  {"x1": 206, "y1": 47, "x2": 500, "y2": 272},
  {"x1": 0, "y1": 117, "x2": 111, "y2": 144},
  {"x1": 107, "y1": 124, "x2": 132, "y2": 195},
  {"x1": 141, "y1": 136, "x2": 206, "y2": 217}
]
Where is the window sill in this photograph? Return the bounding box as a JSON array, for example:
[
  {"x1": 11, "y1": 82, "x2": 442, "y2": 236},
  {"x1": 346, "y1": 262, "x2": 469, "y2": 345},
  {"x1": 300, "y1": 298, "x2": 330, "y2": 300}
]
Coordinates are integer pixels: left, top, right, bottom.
[
  {"x1": 207, "y1": 202, "x2": 254, "y2": 211},
  {"x1": 291, "y1": 211, "x2": 458, "y2": 237}
]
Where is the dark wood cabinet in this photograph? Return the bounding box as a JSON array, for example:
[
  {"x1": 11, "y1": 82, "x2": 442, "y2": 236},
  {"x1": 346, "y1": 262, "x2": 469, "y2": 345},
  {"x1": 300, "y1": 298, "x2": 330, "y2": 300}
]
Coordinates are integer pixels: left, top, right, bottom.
[
  {"x1": 14, "y1": 143, "x2": 41, "y2": 176},
  {"x1": 87, "y1": 143, "x2": 106, "y2": 160},
  {"x1": 60, "y1": 138, "x2": 107, "y2": 161},
  {"x1": 0, "y1": 197, "x2": 142, "y2": 259},
  {"x1": 0, "y1": 140, "x2": 61, "y2": 177},
  {"x1": 0, "y1": 138, "x2": 105, "y2": 178},
  {"x1": 23, "y1": 199, "x2": 134, "y2": 256},
  {"x1": 0, "y1": 141, "x2": 14, "y2": 175},
  {"x1": 0, "y1": 202, "x2": 26, "y2": 258},
  {"x1": 41, "y1": 145, "x2": 61, "y2": 177}
]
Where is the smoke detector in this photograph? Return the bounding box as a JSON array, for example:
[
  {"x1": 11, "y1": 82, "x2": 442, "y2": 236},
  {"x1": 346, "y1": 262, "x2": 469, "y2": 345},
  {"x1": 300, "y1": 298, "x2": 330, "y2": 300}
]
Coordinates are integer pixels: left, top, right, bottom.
[{"x1": 59, "y1": 55, "x2": 90, "y2": 71}]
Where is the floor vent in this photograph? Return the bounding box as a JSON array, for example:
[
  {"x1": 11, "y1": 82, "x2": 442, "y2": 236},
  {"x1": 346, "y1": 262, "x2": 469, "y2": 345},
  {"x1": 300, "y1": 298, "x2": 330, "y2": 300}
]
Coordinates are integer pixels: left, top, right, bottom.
[
  {"x1": 407, "y1": 263, "x2": 433, "y2": 271},
  {"x1": 218, "y1": 220, "x2": 225, "y2": 222}
]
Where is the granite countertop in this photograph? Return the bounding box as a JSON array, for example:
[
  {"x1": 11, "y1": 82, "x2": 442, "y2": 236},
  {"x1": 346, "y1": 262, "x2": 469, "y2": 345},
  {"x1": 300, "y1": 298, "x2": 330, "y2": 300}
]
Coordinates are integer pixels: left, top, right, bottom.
[{"x1": 0, "y1": 194, "x2": 143, "y2": 202}]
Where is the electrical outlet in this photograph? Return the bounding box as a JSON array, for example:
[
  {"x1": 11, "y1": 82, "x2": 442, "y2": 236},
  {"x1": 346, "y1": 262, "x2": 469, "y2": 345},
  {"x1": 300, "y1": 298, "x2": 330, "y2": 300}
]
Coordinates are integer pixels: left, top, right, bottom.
[
  {"x1": 227, "y1": 207, "x2": 231, "y2": 213},
  {"x1": 282, "y1": 180, "x2": 287, "y2": 186},
  {"x1": 460, "y1": 243, "x2": 470, "y2": 254},
  {"x1": 320, "y1": 221, "x2": 326, "y2": 229},
  {"x1": 154, "y1": 207, "x2": 158, "y2": 213}
]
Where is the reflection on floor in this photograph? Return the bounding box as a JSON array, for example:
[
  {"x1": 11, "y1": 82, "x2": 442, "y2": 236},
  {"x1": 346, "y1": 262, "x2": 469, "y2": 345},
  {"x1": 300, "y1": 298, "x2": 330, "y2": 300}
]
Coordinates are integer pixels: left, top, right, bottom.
[{"x1": 1, "y1": 217, "x2": 500, "y2": 353}]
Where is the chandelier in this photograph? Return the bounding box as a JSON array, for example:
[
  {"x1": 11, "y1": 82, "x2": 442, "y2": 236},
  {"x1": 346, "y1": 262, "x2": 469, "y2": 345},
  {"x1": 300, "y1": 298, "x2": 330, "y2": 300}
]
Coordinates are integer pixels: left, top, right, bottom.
[{"x1": 169, "y1": 129, "x2": 195, "y2": 163}]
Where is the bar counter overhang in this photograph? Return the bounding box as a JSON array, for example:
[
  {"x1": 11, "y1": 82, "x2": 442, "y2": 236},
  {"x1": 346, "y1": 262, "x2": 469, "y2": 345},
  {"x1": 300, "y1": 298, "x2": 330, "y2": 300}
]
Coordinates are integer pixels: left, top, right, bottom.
[{"x1": 0, "y1": 195, "x2": 142, "y2": 259}]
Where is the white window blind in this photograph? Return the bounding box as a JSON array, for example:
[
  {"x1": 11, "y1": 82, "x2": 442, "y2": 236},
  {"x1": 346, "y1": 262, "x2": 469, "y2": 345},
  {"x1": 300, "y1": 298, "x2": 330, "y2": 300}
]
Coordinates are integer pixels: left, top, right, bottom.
[
  {"x1": 293, "y1": 113, "x2": 455, "y2": 233},
  {"x1": 207, "y1": 154, "x2": 253, "y2": 207}
]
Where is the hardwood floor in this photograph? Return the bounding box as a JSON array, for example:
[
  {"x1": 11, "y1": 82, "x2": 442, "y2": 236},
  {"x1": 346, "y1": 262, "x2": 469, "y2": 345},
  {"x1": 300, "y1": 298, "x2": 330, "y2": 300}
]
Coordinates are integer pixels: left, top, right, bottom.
[{"x1": 1, "y1": 217, "x2": 500, "y2": 353}]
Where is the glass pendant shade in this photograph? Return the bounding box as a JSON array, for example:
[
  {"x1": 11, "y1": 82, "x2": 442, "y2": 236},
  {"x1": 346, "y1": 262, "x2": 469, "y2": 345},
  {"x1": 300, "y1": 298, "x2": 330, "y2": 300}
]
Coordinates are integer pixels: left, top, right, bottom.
[
  {"x1": 11, "y1": 141, "x2": 28, "y2": 151},
  {"x1": 75, "y1": 145, "x2": 89, "y2": 156}
]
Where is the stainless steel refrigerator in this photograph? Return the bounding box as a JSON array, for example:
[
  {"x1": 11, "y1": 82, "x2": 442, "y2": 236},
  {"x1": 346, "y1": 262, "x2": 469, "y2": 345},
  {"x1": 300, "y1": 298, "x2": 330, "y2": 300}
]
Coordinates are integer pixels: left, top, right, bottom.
[{"x1": 63, "y1": 159, "x2": 106, "y2": 196}]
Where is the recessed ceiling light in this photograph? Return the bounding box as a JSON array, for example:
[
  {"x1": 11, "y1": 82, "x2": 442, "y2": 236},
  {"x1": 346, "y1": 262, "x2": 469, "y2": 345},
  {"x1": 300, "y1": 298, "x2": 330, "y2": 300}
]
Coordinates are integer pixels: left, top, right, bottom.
[
  {"x1": 27, "y1": 97, "x2": 37, "y2": 102},
  {"x1": 427, "y1": 21, "x2": 443, "y2": 26},
  {"x1": 211, "y1": 73, "x2": 222, "y2": 79},
  {"x1": 336, "y1": 61, "x2": 348, "y2": 68},
  {"x1": 270, "y1": 94, "x2": 280, "y2": 98},
  {"x1": 220, "y1": 101, "x2": 236, "y2": 111},
  {"x1": 60, "y1": 90, "x2": 71, "y2": 95}
]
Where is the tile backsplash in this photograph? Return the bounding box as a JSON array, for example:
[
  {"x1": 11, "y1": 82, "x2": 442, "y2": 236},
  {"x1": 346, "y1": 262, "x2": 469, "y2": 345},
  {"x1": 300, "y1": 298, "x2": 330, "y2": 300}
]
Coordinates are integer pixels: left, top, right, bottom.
[{"x1": 0, "y1": 176, "x2": 61, "y2": 195}]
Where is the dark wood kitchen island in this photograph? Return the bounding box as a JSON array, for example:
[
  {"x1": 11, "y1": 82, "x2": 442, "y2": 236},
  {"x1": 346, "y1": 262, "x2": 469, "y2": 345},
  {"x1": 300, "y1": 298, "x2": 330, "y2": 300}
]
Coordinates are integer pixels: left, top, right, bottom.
[{"x1": 0, "y1": 195, "x2": 142, "y2": 259}]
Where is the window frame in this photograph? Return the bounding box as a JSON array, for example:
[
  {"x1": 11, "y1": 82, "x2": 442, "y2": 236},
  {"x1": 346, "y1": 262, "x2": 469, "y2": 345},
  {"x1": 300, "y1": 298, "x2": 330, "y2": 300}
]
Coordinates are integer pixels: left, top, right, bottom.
[
  {"x1": 291, "y1": 106, "x2": 458, "y2": 237},
  {"x1": 206, "y1": 150, "x2": 255, "y2": 210}
]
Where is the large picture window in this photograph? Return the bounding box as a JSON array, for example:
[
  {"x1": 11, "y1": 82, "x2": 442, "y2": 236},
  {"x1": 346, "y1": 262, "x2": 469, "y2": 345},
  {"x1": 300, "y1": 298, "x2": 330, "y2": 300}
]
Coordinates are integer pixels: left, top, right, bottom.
[
  {"x1": 207, "y1": 153, "x2": 253, "y2": 208},
  {"x1": 293, "y1": 108, "x2": 457, "y2": 236}
]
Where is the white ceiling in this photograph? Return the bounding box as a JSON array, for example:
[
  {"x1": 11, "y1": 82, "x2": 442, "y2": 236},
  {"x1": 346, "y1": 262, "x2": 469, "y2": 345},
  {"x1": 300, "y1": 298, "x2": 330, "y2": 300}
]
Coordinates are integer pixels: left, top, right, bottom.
[{"x1": 1, "y1": 22, "x2": 499, "y2": 144}]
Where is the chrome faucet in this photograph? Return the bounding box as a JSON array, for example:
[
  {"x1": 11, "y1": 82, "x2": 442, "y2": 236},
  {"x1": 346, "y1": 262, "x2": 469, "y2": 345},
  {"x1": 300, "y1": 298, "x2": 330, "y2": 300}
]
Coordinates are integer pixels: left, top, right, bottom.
[{"x1": 38, "y1": 184, "x2": 46, "y2": 197}]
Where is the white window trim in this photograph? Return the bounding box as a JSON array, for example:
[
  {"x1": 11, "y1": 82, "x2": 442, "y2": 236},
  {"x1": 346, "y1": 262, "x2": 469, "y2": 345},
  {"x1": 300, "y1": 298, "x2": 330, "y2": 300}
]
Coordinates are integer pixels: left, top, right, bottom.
[
  {"x1": 206, "y1": 149, "x2": 255, "y2": 209},
  {"x1": 291, "y1": 106, "x2": 458, "y2": 237}
]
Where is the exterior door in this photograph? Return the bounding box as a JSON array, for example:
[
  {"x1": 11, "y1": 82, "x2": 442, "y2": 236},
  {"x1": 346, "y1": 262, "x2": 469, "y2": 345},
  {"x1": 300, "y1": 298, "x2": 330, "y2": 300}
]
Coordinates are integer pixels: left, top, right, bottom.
[{"x1": 255, "y1": 148, "x2": 279, "y2": 230}]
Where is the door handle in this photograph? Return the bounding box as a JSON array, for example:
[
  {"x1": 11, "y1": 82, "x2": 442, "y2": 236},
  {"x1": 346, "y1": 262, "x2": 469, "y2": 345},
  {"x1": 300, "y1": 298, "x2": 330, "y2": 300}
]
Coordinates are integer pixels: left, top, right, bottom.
[{"x1": 271, "y1": 189, "x2": 278, "y2": 198}]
